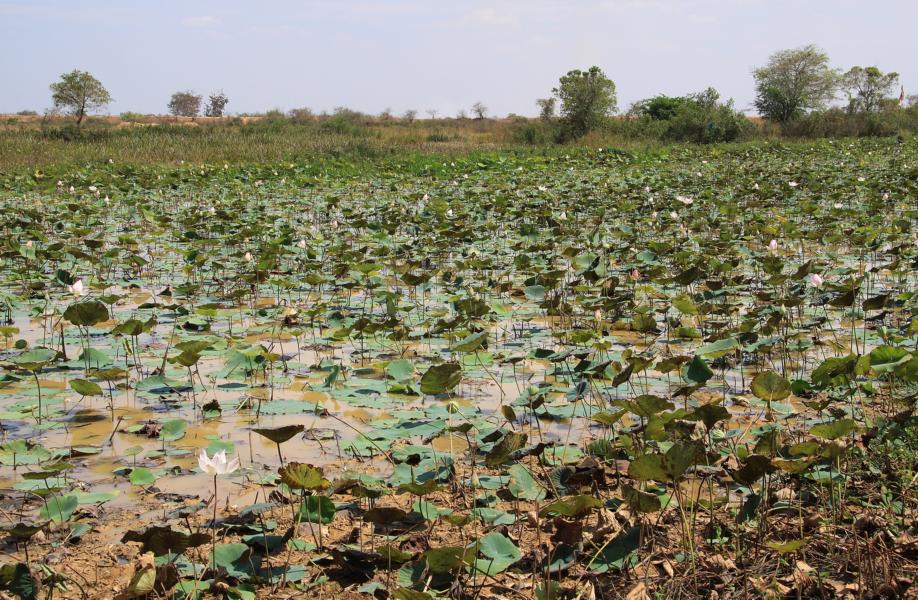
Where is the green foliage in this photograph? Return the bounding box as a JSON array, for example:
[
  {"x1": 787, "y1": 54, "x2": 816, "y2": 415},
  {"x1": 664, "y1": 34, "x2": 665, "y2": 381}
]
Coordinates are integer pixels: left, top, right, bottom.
[
  {"x1": 49, "y1": 70, "x2": 112, "y2": 126},
  {"x1": 753, "y1": 44, "x2": 838, "y2": 123},
  {"x1": 553, "y1": 66, "x2": 617, "y2": 141},
  {"x1": 842, "y1": 66, "x2": 900, "y2": 113}
]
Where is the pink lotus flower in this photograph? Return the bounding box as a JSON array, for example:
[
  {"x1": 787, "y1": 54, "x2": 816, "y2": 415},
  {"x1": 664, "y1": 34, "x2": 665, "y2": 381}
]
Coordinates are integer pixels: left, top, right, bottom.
[
  {"x1": 768, "y1": 239, "x2": 778, "y2": 252},
  {"x1": 809, "y1": 273, "x2": 824, "y2": 288}
]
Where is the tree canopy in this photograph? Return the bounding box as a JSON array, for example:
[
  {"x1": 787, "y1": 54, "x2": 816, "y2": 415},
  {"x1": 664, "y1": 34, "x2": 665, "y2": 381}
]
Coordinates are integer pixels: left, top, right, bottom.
[
  {"x1": 753, "y1": 45, "x2": 837, "y2": 123},
  {"x1": 49, "y1": 70, "x2": 112, "y2": 125},
  {"x1": 553, "y1": 66, "x2": 617, "y2": 140}
]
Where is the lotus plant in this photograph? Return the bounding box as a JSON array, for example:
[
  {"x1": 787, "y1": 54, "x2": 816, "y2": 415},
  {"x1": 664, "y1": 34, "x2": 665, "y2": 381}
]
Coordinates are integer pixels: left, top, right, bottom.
[{"x1": 198, "y1": 449, "x2": 240, "y2": 571}]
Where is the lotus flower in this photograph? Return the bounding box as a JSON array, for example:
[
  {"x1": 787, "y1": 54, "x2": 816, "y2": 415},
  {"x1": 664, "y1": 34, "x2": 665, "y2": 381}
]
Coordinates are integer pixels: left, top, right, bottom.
[
  {"x1": 297, "y1": 239, "x2": 307, "y2": 249},
  {"x1": 768, "y1": 239, "x2": 778, "y2": 252},
  {"x1": 809, "y1": 273, "x2": 824, "y2": 288},
  {"x1": 446, "y1": 209, "x2": 454, "y2": 218},
  {"x1": 198, "y1": 449, "x2": 240, "y2": 476},
  {"x1": 677, "y1": 195, "x2": 693, "y2": 205},
  {"x1": 68, "y1": 279, "x2": 85, "y2": 297},
  {"x1": 244, "y1": 251, "x2": 253, "y2": 262},
  {"x1": 788, "y1": 181, "x2": 798, "y2": 188},
  {"x1": 25, "y1": 240, "x2": 33, "y2": 249},
  {"x1": 630, "y1": 268, "x2": 641, "y2": 281},
  {"x1": 422, "y1": 193, "x2": 429, "y2": 201}
]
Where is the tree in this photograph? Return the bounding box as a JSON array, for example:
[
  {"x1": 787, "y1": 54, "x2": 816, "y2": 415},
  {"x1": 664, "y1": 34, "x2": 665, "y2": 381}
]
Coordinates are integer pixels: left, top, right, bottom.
[
  {"x1": 403, "y1": 109, "x2": 418, "y2": 123},
  {"x1": 753, "y1": 45, "x2": 837, "y2": 123},
  {"x1": 426, "y1": 109, "x2": 438, "y2": 119},
  {"x1": 553, "y1": 66, "x2": 617, "y2": 140},
  {"x1": 167, "y1": 91, "x2": 202, "y2": 117},
  {"x1": 49, "y1": 70, "x2": 112, "y2": 126},
  {"x1": 536, "y1": 97, "x2": 556, "y2": 120},
  {"x1": 841, "y1": 66, "x2": 899, "y2": 113},
  {"x1": 288, "y1": 107, "x2": 314, "y2": 122},
  {"x1": 205, "y1": 91, "x2": 229, "y2": 117},
  {"x1": 471, "y1": 101, "x2": 488, "y2": 119}
]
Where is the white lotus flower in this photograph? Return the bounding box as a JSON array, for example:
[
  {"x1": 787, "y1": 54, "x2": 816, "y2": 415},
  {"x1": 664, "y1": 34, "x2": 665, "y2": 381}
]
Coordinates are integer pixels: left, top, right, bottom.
[
  {"x1": 108, "y1": 158, "x2": 114, "y2": 164},
  {"x1": 558, "y1": 211, "x2": 567, "y2": 221},
  {"x1": 538, "y1": 186, "x2": 547, "y2": 192},
  {"x1": 25, "y1": 240, "x2": 33, "y2": 249},
  {"x1": 651, "y1": 211, "x2": 658, "y2": 219},
  {"x1": 69, "y1": 186, "x2": 75, "y2": 193},
  {"x1": 57, "y1": 180, "x2": 63, "y2": 187},
  {"x1": 669, "y1": 211, "x2": 678, "y2": 219},
  {"x1": 833, "y1": 202, "x2": 844, "y2": 209},
  {"x1": 788, "y1": 181, "x2": 798, "y2": 188},
  {"x1": 422, "y1": 193, "x2": 429, "y2": 202},
  {"x1": 69, "y1": 279, "x2": 85, "y2": 297},
  {"x1": 297, "y1": 239, "x2": 306, "y2": 249},
  {"x1": 88, "y1": 185, "x2": 97, "y2": 192},
  {"x1": 809, "y1": 273, "x2": 824, "y2": 288},
  {"x1": 244, "y1": 252, "x2": 253, "y2": 262},
  {"x1": 446, "y1": 209, "x2": 454, "y2": 218},
  {"x1": 197, "y1": 449, "x2": 240, "y2": 476},
  {"x1": 768, "y1": 239, "x2": 778, "y2": 252},
  {"x1": 857, "y1": 176, "x2": 865, "y2": 182},
  {"x1": 209, "y1": 206, "x2": 216, "y2": 215},
  {"x1": 754, "y1": 183, "x2": 759, "y2": 190},
  {"x1": 677, "y1": 196, "x2": 693, "y2": 205}
]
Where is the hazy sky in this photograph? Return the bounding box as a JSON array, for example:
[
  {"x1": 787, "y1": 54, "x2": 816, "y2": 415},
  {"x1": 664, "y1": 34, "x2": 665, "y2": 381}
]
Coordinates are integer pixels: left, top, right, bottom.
[{"x1": 1, "y1": 0, "x2": 915, "y2": 117}]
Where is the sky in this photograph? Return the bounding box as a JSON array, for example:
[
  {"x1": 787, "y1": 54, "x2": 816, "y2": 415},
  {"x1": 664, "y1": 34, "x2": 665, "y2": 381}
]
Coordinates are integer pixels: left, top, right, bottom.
[{"x1": 1, "y1": 0, "x2": 916, "y2": 117}]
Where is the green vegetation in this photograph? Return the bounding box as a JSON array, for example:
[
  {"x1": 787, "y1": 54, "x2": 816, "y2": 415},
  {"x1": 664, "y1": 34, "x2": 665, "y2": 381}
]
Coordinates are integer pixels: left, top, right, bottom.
[{"x1": 0, "y1": 137, "x2": 914, "y2": 598}]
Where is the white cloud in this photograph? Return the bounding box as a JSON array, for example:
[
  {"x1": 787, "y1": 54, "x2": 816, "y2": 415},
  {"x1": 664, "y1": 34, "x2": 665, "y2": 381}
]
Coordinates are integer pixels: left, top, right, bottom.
[{"x1": 181, "y1": 15, "x2": 220, "y2": 28}]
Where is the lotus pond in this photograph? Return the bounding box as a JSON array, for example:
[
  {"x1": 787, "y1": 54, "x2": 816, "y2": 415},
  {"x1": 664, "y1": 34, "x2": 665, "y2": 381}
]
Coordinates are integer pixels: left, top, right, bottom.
[{"x1": 0, "y1": 139, "x2": 915, "y2": 599}]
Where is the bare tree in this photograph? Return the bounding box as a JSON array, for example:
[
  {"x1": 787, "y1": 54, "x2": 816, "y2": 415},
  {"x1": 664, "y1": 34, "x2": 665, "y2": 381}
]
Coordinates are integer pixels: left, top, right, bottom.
[
  {"x1": 379, "y1": 107, "x2": 393, "y2": 121},
  {"x1": 403, "y1": 109, "x2": 418, "y2": 123},
  {"x1": 205, "y1": 91, "x2": 229, "y2": 117},
  {"x1": 456, "y1": 108, "x2": 468, "y2": 120},
  {"x1": 471, "y1": 101, "x2": 488, "y2": 119},
  {"x1": 168, "y1": 91, "x2": 203, "y2": 117},
  {"x1": 426, "y1": 109, "x2": 438, "y2": 119}
]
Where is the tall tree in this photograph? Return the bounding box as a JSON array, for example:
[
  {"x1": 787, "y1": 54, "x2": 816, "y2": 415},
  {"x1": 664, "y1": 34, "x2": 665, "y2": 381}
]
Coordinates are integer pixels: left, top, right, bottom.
[
  {"x1": 168, "y1": 91, "x2": 203, "y2": 117},
  {"x1": 49, "y1": 70, "x2": 112, "y2": 126},
  {"x1": 753, "y1": 45, "x2": 837, "y2": 123},
  {"x1": 536, "y1": 97, "x2": 556, "y2": 120},
  {"x1": 553, "y1": 66, "x2": 617, "y2": 140},
  {"x1": 841, "y1": 66, "x2": 900, "y2": 113},
  {"x1": 204, "y1": 91, "x2": 229, "y2": 117},
  {"x1": 471, "y1": 102, "x2": 488, "y2": 119}
]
